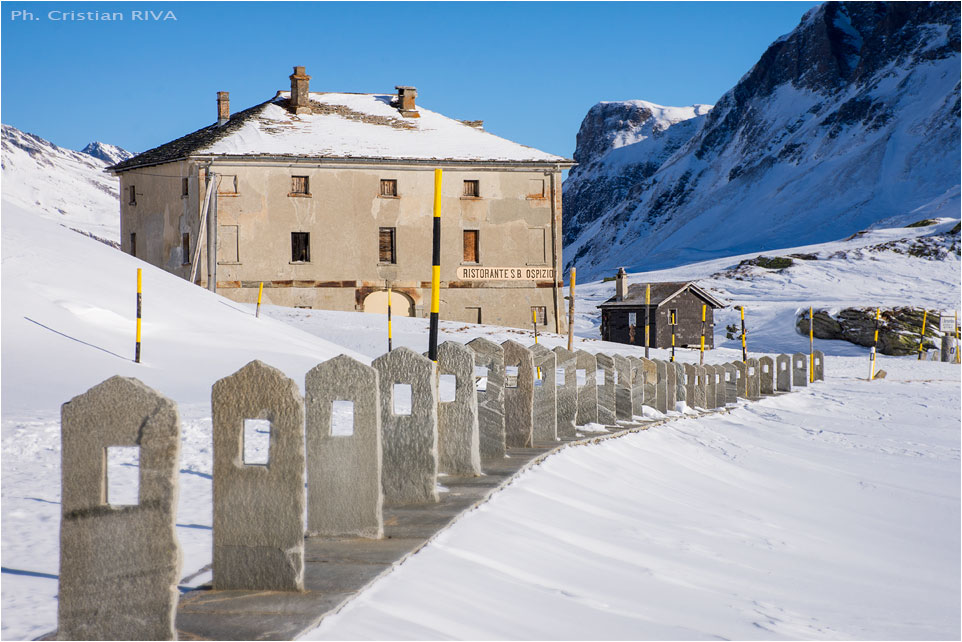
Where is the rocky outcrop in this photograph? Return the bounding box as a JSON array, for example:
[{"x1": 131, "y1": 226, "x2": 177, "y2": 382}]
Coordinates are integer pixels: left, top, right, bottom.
[
  {"x1": 796, "y1": 307, "x2": 948, "y2": 355},
  {"x1": 563, "y1": 2, "x2": 961, "y2": 278}
]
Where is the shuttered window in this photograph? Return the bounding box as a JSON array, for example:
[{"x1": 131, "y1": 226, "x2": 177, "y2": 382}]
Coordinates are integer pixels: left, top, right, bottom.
[
  {"x1": 463, "y1": 230, "x2": 479, "y2": 263},
  {"x1": 128, "y1": 186, "x2": 137, "y2": 205},
  {"x1": 380, "y1": 179, "x2": 397, "y2": 197},
  {"x1": 218, "y1": 225, "x2": 239, "y2": 263},
  {"x1": 182, "y1": 178, "x2": 189, "y2": 197},
  {"x1": 182, "y1": 233, "x2": 190, "y2": 265},
  {"x1": 463, "y1": 180, "x2": 479, "y2": 197},
  {"x1": 130, "y1": 232, "x2": 136, "y2": 257},
  {"x1": 291, "y1": 176, "x2": 309, "y2": 195},
  {"x1": 379, "y1": 227, "x2": 396, "y2": 264},
  {"x1": 531, "y1": 306, "x2": 546, "y2": 326}
]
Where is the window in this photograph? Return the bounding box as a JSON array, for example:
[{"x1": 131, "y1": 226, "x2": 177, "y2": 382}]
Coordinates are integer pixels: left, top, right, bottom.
[
  {"x1": 531, "y1": 306, "x2": 546, "y2": 326},
  {"x1": 628, "y1": 312, "x2": 637, "y2": 326},
  {"x1": 379, "y1": 227, "x2": 396, "y2": 264},
  {"x1": 527, "y1": 227, "x2": 546, "y2": 265},
  {"x1": 130, "y1": 232, "x2": 136, "y2": 257},
  {"x1": 291, "y1": 175, "x2": 309, "y2": 196},
  {"x1": 463, "y1": 230, "x2": 479, "y2": 263},
  {"x1": 463, "y1": 179, "x2": 479, "y2": 197},
  {"x1": 291, "y1": 232, "x2": 310, "y2": 262},
  {"x1": 182, "y1": 232, "x2": 190, "y2": 265},
  {"x1": 669, "y1": 309, "x2": 678, "y2": 326},
  {"x1": 217, "y1": 175, "x2": 238, "y2": 195},
  {"x1": 181, "y1": 177, "x2": 189, "y2": 198},
  {"x1": 218, "y1": 225, "x2": 239, "y2": 263},
  {"x1": 380, "y1": 179, "x2": 398, "y2": 197},
  {"x1": 128, "y1": 185, "x2": 136, "y2": 205},
  {"x1": 528, "y1": 178, "x2": 545, "y2": 198},
  {"x1": 466, "y1": 307, "x2": 481, "y2": 324}
]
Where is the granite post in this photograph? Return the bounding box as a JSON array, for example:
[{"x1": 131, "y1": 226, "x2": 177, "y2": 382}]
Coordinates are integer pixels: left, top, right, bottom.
[
  {"x1": 212, "y1": 360, "x2": 305, "y2": 591},
  {"x1": 746, "y1": 358, "x2": 761, "y2": 400},
  {"x1": 467, "y1": 337, "x2": 506, "y2": 459},
  {"x1": 734, "y1": 361, "x2": 749, "y2": 399},
  {"x1": 674, "y1": 362, "x2": 687, "y2": 405},
  {"x1": 759, "y1": 356, "x2": 776, "y2": 395},
  {"x1": 813, "y1": 350, "x2": 825, "y2": 381},
  {"x1": 775, "y1": 354, "x2": 792, "y2": 392},
  {"x1": 628, "y1": 356, "x2": 646, "y2": 414},
  {"x1": 574, "y1": 350, "x2": 599, "y2": 425},
  {"x1": 612, "y1": 354, "x2": 633, "y2": 420},
  {"x1": 372, "y1": 347, "x2": 439, "y2": 505},
  {"x1": 436, "y1": 341, "x2": 482, "y2": 476},
  {"x1": 723, "y1": 363, "x2": 738, "y2": 404},
  {"x1": 502, "y1": 340, "x2": 535, "y2": 446},
  {"x1": 654, "y1": 360, "x2": 669, "y2": 413},
  {"x1": 792, "y1": 352, "x2": 809, "y2": 387},
  {"x1": 58, "y1": 376, "x2": 181, "y2": 641},
  {"x1": 684, "y1": 363, "x2": 698, "y2": 408},
  {"x1": 552, "y1": 346, "x2": 578, "y2": 438},
  {"x1": 641, "y1": 358, "x2": 657, "y2": 411},
  {"x1": 529, "y1": 344, "x2": 559, "y2": 444},
  {"x1": 595, "y1": 353, "x2": 617, "y2": 425},
  {"x1": 305, "y1": 355, "x2": 382, "y2": 538}
]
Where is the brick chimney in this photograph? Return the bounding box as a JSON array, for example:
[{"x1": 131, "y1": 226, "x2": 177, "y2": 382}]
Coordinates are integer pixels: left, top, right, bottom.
[
  {"x1": 289, "y1": 66, "x2": 311, "y2": 115},
  {"x1": 216, "y1": 91, "x2": 230, "y2": 126},
  {"x1": 615, "y1": 267, "x2": 628, "y2": 301},
  {"x1": 395, "y1": 86, "x2": 419, "y2": 118}
]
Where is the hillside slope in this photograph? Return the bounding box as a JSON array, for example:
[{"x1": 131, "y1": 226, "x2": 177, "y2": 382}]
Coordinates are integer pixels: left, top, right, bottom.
[{"x1": 564, "y1": 2, "x2": 961, "y2": 278}]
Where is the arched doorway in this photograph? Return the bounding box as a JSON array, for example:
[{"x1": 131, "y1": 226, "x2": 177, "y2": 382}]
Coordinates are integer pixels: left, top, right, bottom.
[{"x1": 363, "y1": 290, "x2": 415, "y2": 317}]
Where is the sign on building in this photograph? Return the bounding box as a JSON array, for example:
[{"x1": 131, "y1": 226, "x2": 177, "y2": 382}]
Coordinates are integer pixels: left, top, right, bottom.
[{"x1": 456, "y1": 267, "x2": 555, "y2": 281}]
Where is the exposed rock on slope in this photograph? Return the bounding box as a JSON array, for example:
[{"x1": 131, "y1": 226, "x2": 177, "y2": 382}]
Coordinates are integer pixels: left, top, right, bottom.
[
  {"x1": 81, "y1": 141, "x2": 134, "y2": 165},
  {"x1": 564, "y1": 1, "x2": 961, "y2": 278},
  {"x1": 796, "y1": 307, "x2": 948, "y2": 355}
]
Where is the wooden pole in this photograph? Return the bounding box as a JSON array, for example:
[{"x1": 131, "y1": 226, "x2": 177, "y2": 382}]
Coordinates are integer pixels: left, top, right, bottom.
[
  {"x1": 188, "y1": 178, "x2": 216, "y2": 285},
  {"x1": 699, "y1": 304, "x2": 706, "y2": 365},
  {"x1": 956, "y1": 309, "x2": 960, "y2": 364},
  {"x1": 428, "y1": 169, "x2": 442, "y2": 362},
  {"x1": 207, "y1": 172, "x2": 218, "y2": 293},
  {"x1": 740, "y1": 306, "x2": 748, "y2": 362},
  {"x1": 387, "y1": 286, "x2": 393, "y2": 352},
  {"x1": 567, "y1": 268, "x2": 576, "y2": 351},
  {"x1": 809, "y1": 305, "x2": 815, "y2": 382},
  {"x1": 870, "y1": 307, "x2": 880, "y2": 379},
  {"x1": 917, "y1": 309, "x2": 928, "y2": 360},
  {"x1": 644, "y1": 284, "x2": 651, "y2": 359},
  {"x1": 134, "y1": 268, "x2": 142, "y2": 363},
  {"x1": 255, "y1": 282, "x2": 264, "y2": 318}
]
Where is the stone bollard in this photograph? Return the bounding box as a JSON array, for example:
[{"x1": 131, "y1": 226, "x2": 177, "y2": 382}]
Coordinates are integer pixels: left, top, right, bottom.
[
  {"x1": 529, "y1": 344, "x2": 559, "y2": 444},
  {"x1": 746, "y1": 358, "x2": 761, "y2": 400},
  {"x1": 373, "y1": 347, "x2": 439, "y2": 506},
  {"x1": 941, "y1": 336, "x2": 957, "y2": 362},
  {"x1": 574, "y1": 350, "x2": 599, "y2": 425},
  {"x1": 305, "y1": 355, "x2": 382, "y2": 539},
  {"x1": 792, "y1": 352, "x2": 809, "y2": 387},
  {"x1": 436, "y1": 341, "x2": 482, "y2": 476},
  {"x1": 734, "y1": 361, "x2": 748, "y2": 399},
  {"x1": 641, "y1": 358, "x2": 657, "y2": 411},
  {"x1": 813, "y1": 350, "x2": 825, "y2": 381},
  {"x1": 665, "y1": 360, "x2": 678, "y2": 411},
  {"x1": 612, "y1": 354, "x2": 633, "y2": 420},
  {"x1": 674, "y1": 362, "x2": 687, "y2": 406},
  {"x1": 712, "y1": 366, "x2": 727, "y2": 408},
  {"x1": 502, "y1": 340, "x2": 535, "y2": 446},
  {"x1": 467, "y1": 337, "x2": 506, "y2": 459},
  {"x1": 723, "y1": 363, "x2": 738, "y2": 404},
  {"x1": 595, "y1": 353, "x2": 617, "y2": 425},
  {"x1": 775, "y1": 354, "x2": 792, "y2": 392},
  {"x1": 759, "y1": 356, "x2": 775, "y2": 395},
  {"x1": 694, "y1": 365, "x2": 709, "y2": 409},
  {"x1": 212, "y1": 360, "x2": 305, "y2": 591},
  {"x1": 654, "y1": 360, "x2": 669, "y2": 413},
  {"x1": 552, "y1": 346, "x2": 579, "y2": 439},
  {"x1": 628, "y1": 356, "x2": 646, "y2": 414},
  {"x1": 704, "y1": 363, "x2": 718, "y2": 409},
  {"x1": 683, "y1": 363, "x2": 698, "y2": 409},
  {"x1": 58, "y1": 376, "x2": 181, "y2": 641}
]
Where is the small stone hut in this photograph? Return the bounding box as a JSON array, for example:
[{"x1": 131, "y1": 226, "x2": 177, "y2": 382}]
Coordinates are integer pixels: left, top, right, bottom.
[{"x1": 598, "y1": 270, "x2": 725, "y2": 348}]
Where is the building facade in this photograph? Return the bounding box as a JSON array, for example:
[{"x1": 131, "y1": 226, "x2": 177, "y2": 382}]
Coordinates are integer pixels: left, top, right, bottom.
[
  {"x1": 110, "y1": 67, "x2": 575, "y2": 332},
  {"x1": 598, "y1": 271, "x2": 726, "y2": 348}
]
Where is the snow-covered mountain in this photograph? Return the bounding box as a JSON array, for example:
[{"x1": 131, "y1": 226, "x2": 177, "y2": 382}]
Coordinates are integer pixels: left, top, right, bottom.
[
  {"x1": 564, "y1": 1, "x2": 961, "y2": 278},
  {"x1": 80, "y1": 140, "x2": 133, "y2": 165},
  {"x1": 1, "y1": 124, "x2": 128, "y2": 242}
]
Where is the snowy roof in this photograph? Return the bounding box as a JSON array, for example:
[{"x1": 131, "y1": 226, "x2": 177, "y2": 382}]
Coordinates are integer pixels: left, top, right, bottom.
[
  {"x1": 598, "y1": 281, "x2": 727, "y2": 309},
  {"x1": 110, "y1": 92, "x2": 572, "y2": 172}
]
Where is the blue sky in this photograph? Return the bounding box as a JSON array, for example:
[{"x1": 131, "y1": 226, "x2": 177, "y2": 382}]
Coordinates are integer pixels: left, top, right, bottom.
[{"x1": 1, "y1": 1, "x2": 819, "y2": 158}]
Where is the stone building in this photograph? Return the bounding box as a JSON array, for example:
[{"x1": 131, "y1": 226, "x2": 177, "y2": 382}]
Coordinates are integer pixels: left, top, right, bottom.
[
  {"x1": 598, "y1": 270, "x2": 725, "y2": 348},
  {"x1": 109, "y1": 67, "x2": 575, "y2": 331}
]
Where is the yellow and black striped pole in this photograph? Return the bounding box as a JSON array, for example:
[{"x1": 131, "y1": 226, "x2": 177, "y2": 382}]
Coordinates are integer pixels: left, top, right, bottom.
[
  {"x1": 956, "y1": 309, "x2": 960, "y2": 364},
  {"x1": 740, "y1": 306, "x2": 747, "y2": 362},
  {"x1": 428, "y1": 168, "x2": 442, "y2": 362},
  {"x1": 255, "y1": 281, "x2": 264, "y2": 318},
  {"x1": 670, "y1": 310, "x2": 676, "y2": 362},
  {"x1": 809, "y1": 306, "x2": 815, "y2": 382},
  {"x1": 644, "y1": 284, "x2": 651, "y2": 359},
  {"x1": 917, "y1": 309, "x2": 928, "y2": 360},
  {"x1": 387, "y1": 286, "x2": 393, "y2": 352},
  {"x1": 870, "y1": 307, "x2": 880, "y2": 379},
  {"x1": 699, "y1": 304, "x2": 706, "y2": 365},
  {"x1": 135, "y1": 268, "x2": 142, "y2": 363}
]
